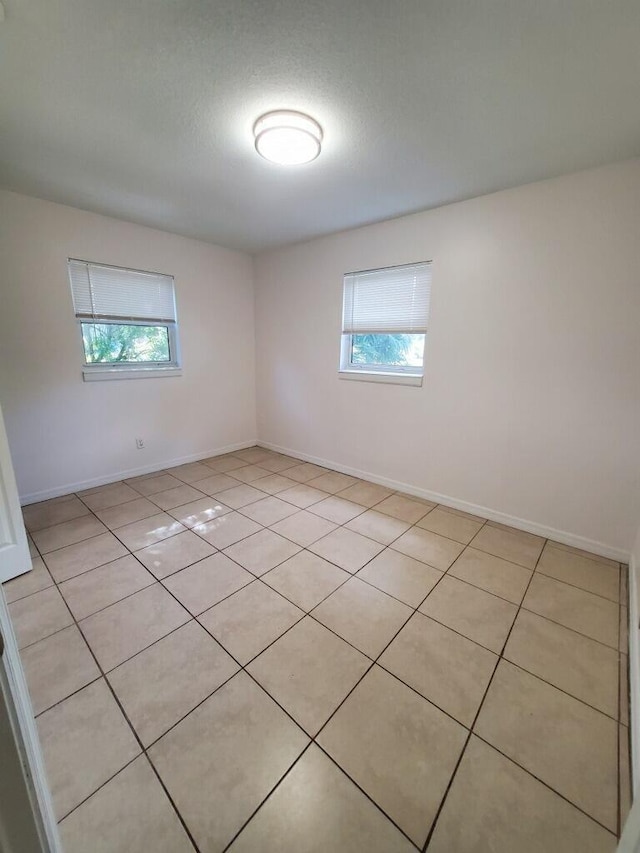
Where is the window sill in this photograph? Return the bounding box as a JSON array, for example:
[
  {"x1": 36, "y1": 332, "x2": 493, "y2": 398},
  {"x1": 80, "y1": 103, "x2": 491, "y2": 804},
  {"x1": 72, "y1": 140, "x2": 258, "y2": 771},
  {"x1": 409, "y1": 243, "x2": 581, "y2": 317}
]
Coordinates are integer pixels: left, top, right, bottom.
[
  {"x1": 338, "y1": 369, "x2": 423, "y2": 387},
  {"x1": 82, "y1": 367, "x2": 182, "y2": 382}
]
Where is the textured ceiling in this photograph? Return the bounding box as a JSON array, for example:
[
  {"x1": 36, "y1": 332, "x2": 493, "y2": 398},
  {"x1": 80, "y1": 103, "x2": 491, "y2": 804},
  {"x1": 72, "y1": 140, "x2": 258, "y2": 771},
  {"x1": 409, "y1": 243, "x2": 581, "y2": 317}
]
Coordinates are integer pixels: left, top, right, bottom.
[{"x1": 1, "y1": 0, "x2": 639, "y2": 252}]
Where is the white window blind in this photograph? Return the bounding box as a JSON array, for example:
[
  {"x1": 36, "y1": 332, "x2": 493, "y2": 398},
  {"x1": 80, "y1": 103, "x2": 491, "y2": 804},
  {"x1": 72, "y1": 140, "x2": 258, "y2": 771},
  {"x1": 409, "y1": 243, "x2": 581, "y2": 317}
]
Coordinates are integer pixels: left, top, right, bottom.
[
  {"x1": 342, "y1": 262, "x2": 431, "y2": 334},
  {"x1": 68, "y1": 259, "x2": 177, "y2": 323}
]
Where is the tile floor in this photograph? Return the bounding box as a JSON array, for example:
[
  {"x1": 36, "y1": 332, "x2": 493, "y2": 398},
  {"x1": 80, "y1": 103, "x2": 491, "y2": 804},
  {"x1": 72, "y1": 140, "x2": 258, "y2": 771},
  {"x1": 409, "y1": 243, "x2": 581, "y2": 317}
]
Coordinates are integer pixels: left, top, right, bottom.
[{"x1": 3, "y1": 446, "x2": 631, "y2": 852}]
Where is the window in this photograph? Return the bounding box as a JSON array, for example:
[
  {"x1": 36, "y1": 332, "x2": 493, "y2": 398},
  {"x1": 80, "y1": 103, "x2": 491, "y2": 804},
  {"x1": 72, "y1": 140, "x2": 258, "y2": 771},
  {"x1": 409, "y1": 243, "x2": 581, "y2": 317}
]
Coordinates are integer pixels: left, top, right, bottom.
[
  {"x1": 339, "y1": 261, "x2": 431, "y2": 385},
  {"x1": 68, "y1": 259, "x2": 181, "y2": 381}
]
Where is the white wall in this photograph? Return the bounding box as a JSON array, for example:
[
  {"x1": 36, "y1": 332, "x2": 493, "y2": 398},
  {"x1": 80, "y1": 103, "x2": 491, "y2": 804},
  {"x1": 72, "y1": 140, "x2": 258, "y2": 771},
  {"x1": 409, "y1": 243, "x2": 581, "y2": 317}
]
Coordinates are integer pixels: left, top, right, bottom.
[
  {"x1": 254, "y1": 160, "x2": 640, "y2": 557},
  {"x1": 0, "y1": 191, "x2": 256, "y2": 502}
]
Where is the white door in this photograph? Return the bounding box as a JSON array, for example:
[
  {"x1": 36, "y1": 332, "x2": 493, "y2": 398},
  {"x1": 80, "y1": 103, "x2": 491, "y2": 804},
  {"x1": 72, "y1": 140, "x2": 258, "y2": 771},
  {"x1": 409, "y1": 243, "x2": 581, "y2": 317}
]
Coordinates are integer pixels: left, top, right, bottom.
[
  {"x1": 0, "y1": 402, "x2": 61, "y2": 852},
  {"x1": 0, "y1": 404, "x2": 30, "y2": 583}
]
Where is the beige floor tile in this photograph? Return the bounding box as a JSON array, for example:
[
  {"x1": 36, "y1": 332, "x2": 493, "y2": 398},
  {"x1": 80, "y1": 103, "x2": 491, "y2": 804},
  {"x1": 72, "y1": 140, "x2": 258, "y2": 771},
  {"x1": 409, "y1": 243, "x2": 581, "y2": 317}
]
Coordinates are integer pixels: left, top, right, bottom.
[
  {"x1": 149, "y1": 483, "x2": 206, "y2": 511},
  {"x1": 620, "y1": 724, "x2": 632, "y2": 830},
  {"x1": 224, "y1": 529, "x2": 301, "y2": 576},
  {"x1": 199, "y1": 581, "x2": 304, "y2": 664},
  {"x1": 128, "y1": 473, "x2": 185, "y2": 496},
  {"x1": 80, "y1": 482, "x2": 140, "y2": 512},
  {"x1": 309, "y1": 495, "x2": 366, "y2": 524},
  {"x1": 2, "y1": 556, "x2": 53, "y2": 603},
  {"x1": 202, "y1": 454, "x2": 248, "y2": 473},
  {"x1": 470, "y1": 523, "x2": 544, "y2": 569},
  {"x1": 163, "y1": 553, "x2": 254, "y2": 615},
  {"x1": 59, "y1": 756, "x2": 193, "y2": 853},
  {"x1": 37, "y1": 679, "x2": 140, "y2": 820},
  {"x1": 168, "y1": 461, "x2": 215, "y2": 484},
  {"x1": 44, "y1": 533, "x2": 127, "y2": 583},
  {"x1": 149, "y1": 672, "x2": 308, "y2": 852},
  {"x1": 278, "y1": 483, "x2": 328, "y2": 508},
  {"x1": 307, "y1": 471, "x2": 358, "y2": 493},
  {"x1": 318, "y1": 665, "x2": 466, "y2": 846},
  {"x1": 124, "y1": 470, "x2": 168, "y2": 486},
  {"x1": 108, "y1": 621, "x2": 239, "y2": 746},
  {"x1": 79, "y1": 480, "x2": 123, "y2": 495},
  {"x1": 504, "y1": 609, "x2": 619, "y2": 718},
  {"x1": 229, "y1": 744, "x2": 416, "y2": 853},
  {"x1": 21, "y1": 624, "x2": 100, "y2": 715},
  {"x1": 429, "y1": 735, "x2": 616, "y2": 853},
  {"x1": 80, "y1": 584, "x2": 190, "y2": 671},
  {"x1": 115, "y1": 513, "x2": 186, "y2": 551},
  {"x1": 621, "y1": 564, "x2": 629, "y2": 604},
  {"x1": 168, "y1": 496, "x2": 232, "y2": 528},
  {"x1": 620, "y1": 605, "x2": 629, "y2": 652},
  {"x1": 22, "y1": 495, "x2": 89, "y2": 533},
  {"x1": 270, "y1": 510, "x2": 337, "y2": 547},
  {"x1": 309, "y1": 527, "x2": 384, "y2": 573},
  {"x1": 523, "y1": 574, "x2": 619, "y2": 648},
  {"x1": 135, "y1": 530, "x2": 215, "y2": 579},
  {"x1": 234, "y1": 447, "x2": 273, "y2": 464},
  {"x1": 257, "y1": 454, "x2": 300, "y2": 474},
  {"x1": 475, "y1": 660, "x2": 618, "y2": 831},
  {"x1": 8, "y1": 586, "x2": 73, "y2": 648},
  {"x1": 285, "y1": 462, "x2": 328, "y2": 483},
  {"x1": 59, "y1": 555, "x2": 155, "y2": 620},
  {"x1": 337, "y1": 481, "x2": 394, "y2": 508},
  {"x1": 240, "y1": 495, "x2": 299, "y2": 526},
  {"x1": 94, "y1": 496, "x2": 160, "y2": 530},
  {"x1": 419, "y1": 576, "x2": 517, "y2": 653},
  {"x1": 379, "y1": 613, "x2": 497, "y2": 727},
  {"x1": 620, "y1": 653, "x2": 629, "y2": 726},
  {"x1": 251, "y1": 473, "x2": 298, "y2": 495},
  {"x1": 537, "y1": 545, "x2": 620, "y2": 602},
  {"x1": 262, "y1": 551, "x2": 350, "y2": 611},
  {"x1": 449, "y1": 546, "x2": 532, "y2": 604},
  {"x1": 214, "y1": 483, "x2": 265, "y2": 509},
  {"x1": 546, "y1": 540, "x2": 620, "y2": 569},
  {"x1": 194, "y1": 511, "x2": 261, "y2": 549},
  {"x1": 357, "y1": 549, "x2": 442, "y2": 607},
  {"x1": 312, "y1": 578, "x2": 412, "y2": 658},
  {"x1": 247, "y1": 617, "x2": 370, "y2": 735},
  {"x1": 194, "y1": 472, "x2": 239, "y2": 495},
  {"x1": 391, "y1": 527, "x2": 464, "y2": 571},
  {"x1": 438, "y1": 504, "x2": 487, "y2": 521},
  {"x1": 346, "y1": 509, "x2": 410, "y2": 544},
  {"x1": 32, "y1": 514, "x2": 108, "y2": 554},
  {"x1": 230, "y1": 464, "x2": 271, "y2": 484},
  {"x1": 374, "y1": 494, "x2": 433, "y2": 523},
  {"x1": 416, "y1": 506, "x2": 484, "y2": 544}
]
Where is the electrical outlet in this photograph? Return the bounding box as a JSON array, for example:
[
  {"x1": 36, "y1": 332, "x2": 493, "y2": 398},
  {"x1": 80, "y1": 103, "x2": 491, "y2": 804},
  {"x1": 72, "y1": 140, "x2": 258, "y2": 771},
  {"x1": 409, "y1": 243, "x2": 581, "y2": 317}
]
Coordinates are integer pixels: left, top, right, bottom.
[{"x1": 135, "y1": 438, "x2": 145, "y2": 449}]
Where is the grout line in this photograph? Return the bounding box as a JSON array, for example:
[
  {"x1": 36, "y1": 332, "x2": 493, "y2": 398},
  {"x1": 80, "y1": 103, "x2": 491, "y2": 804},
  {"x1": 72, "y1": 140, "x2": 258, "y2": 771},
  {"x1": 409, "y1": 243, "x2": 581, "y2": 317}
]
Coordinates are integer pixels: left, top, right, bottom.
[
  {"x1": 534, "y1": 567, "x2": 622, "y2": 605},
  {"x1": 421, "y1": 540, "x2": 545, "y2": 850},
  {"x1": 218, "y1": 743, "x2": 319, "y2": 853},
  {"x1": 9, "y1": 453, "x2": 623, "y2": 849},
  {"x1": 519, "y1": 604, "x2": 619, "y2": 651},
  {"x1": 469, "y1": 731, "x2": 619, "y2": 838},
  {"x1": 25, "y1": 501, "x2": 204, "y2": 850}
]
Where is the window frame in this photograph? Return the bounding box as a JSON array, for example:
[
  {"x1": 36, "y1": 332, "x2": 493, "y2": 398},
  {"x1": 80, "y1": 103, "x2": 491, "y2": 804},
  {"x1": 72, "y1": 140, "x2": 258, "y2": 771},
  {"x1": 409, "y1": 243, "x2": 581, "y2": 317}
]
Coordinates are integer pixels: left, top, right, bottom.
[
  {"x1": 68, "y1": 259, "x2": 182, "y2": 382},
  {"x1": 338, "y1": 261, "x2": 430, "y2": 387},
  {"x1": 339, "y1": 334, "x2": 425, "y2": 385}
]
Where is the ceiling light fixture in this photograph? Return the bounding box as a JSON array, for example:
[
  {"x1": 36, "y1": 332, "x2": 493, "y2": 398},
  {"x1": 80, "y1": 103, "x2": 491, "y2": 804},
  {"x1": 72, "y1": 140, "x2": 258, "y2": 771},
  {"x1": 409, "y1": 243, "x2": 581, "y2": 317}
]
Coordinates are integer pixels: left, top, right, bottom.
[{"x1": 253, "y1": 110, "x2": 323, "y2": 166}]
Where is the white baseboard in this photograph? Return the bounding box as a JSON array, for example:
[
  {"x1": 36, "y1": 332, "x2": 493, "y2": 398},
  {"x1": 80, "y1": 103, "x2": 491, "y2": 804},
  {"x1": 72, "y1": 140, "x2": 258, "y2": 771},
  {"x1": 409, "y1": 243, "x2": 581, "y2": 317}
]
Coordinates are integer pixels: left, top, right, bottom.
[
  {"x1": 630, "y1": 557, "x2": 639, "y2": 798},
  {"x1": 19, "y1": 439, "x2": 257, "y2": 506},
  {"x1": 258, "y1": 440, "x2": 630, "y2": 563}
]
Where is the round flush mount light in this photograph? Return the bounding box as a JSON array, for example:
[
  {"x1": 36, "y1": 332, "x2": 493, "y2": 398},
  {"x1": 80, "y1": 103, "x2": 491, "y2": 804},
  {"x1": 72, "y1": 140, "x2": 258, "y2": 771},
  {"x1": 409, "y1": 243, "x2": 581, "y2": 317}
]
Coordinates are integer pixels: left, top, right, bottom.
[{"x1": 253, "y1": 110, "x2": 323, "y2": 165}]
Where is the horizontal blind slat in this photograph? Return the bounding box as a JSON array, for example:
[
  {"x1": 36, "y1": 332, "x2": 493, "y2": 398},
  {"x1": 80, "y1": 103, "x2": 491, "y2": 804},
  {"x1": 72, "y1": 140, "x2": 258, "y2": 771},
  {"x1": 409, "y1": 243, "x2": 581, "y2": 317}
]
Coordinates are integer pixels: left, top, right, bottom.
[
  {"x1": 68, "y1": 260, "x2": 177, "y2": 323},
  {"x1": 342, "y1": 262, "x2": 431, "y2": 334}
]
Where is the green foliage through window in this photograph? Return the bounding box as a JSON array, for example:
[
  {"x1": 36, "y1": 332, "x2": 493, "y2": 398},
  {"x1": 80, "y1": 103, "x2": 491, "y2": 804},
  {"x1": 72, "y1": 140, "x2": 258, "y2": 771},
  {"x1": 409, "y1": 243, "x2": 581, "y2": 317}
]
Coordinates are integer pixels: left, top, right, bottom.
[
  {"x1": 81, "y1": 323, "x2": 170, "y2": 364},
  {"x1": 350, "y1": 333, "x2": 425, "y2": 368}
]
